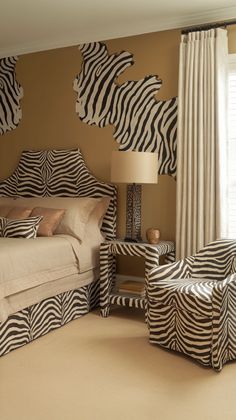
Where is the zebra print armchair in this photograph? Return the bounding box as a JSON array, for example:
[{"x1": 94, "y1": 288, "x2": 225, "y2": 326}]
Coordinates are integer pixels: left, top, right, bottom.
[{"x1": 147, "y1": 239, "x2": 236, "y2": 371}]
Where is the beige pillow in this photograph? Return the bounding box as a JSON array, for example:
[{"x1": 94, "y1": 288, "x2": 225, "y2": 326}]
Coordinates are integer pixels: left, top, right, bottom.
[
  {"x1": 7, "y1": 207, "x2": 33, "y2": 220},
  {"x1": 31, "y1": 207, "x2": 65, "y2": 237},
  {"x1": 94, "y1": 197, "x2": 111, "y2": 228},
  {"x1": 13, "y1": 197, "x2": 101, "y2": 242},
  {"x1": 84, "y1": 197, "x2": 111, "y2": 243},
  {"x1": 56, "y1": 198, "x2": 102, "y2": 240}
]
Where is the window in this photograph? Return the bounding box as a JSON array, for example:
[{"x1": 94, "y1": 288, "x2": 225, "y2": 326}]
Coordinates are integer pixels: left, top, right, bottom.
[{"x1": 225, "y1": 54, "x2": 236, "y2": 238}]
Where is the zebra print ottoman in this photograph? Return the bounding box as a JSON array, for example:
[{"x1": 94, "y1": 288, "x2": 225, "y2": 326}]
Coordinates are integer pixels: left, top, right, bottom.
[{"x1": 147, "y1": 239, "x2": 236, "y2": 371}]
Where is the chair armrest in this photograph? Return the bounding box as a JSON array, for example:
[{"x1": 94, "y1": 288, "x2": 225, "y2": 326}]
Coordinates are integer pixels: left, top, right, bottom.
[
  {"x1": 148, "y1": 256, "x2": 194, "y2": 284},
  {"x1": 213, "y1": 273, "x2": 236, "y2": 293},
  {"x1": 212, "y1": 273, "x2": 236, "y2": 306},
  {"x1": 211, "y1": 273, "x2": 236, "y2": 370}
]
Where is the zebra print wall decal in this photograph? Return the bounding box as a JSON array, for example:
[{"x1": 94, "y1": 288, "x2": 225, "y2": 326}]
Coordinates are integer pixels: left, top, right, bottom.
[
  {"x1": 0, "y1": 56, "x2": 23, "y2": 135},
  {"x1": 74, "y1": 42, "x2": 178, "y2": 178}
]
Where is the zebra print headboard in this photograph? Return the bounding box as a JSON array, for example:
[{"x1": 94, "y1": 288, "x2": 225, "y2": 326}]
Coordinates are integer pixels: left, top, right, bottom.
[{"x1": 0, "y1": 149, "x2": 116, "y2": 240}]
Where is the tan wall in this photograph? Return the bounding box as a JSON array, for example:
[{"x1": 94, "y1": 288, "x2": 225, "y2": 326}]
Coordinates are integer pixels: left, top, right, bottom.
[
  {"x1": 229, "y1": 25, "x2": 236, "y2": 53},
  {"x1": 1, "y1": 26, "x2": 236, "y2": 276}
]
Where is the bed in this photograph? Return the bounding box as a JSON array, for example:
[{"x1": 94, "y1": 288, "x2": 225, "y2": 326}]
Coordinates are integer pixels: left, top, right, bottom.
[{"x1": 0, "y1": 148, "x2": 116, "y2": 356}]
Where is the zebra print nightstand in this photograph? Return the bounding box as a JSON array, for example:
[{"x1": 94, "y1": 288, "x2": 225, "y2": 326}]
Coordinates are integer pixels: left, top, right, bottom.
[{"x1": 100, "y1": 240, "x2": 175, "y2": 317}]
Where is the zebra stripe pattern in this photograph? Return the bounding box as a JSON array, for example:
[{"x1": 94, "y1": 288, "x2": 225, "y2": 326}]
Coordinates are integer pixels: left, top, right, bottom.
[
  {"x1": 0, "y1": 56, "x2": 23, "y2": 135},
  {"x1": 0, "y1": 280, "x2": 100, "y2": 357},
  {"x1": 100, "y1": 240, "x2": 175, "y2": 317},
  {"x1": 74, "y1": 42, "x2": 178, "y2": 178},
  {"x1": 147, "y1": 239, "x2": 236, "y2": 370},
  {"x1": 109, "y1": 293, "x2": 146, "y2": 310},
  {"x1": 0, "y1": 149, "x2": 117, "y2": 240},
  {"x1": 0, "y1": 149, "x2": 116, "y2": 357},
  {"x1": 0, "y1": 215, "x2": 42, "y2": 238}
]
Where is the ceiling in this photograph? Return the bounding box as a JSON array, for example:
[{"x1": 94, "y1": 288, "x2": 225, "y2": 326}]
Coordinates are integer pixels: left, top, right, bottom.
[{"x1": 1, "y1": 0, "x2": 236, "y2": 58}]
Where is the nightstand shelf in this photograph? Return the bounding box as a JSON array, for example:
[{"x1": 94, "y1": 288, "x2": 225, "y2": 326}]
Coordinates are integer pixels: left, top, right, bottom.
[{"x1": 100, "y1": 239, "x2": 175, "y2": 317}]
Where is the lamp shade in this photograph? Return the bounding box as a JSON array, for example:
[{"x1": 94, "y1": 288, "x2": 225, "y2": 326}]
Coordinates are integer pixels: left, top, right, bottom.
[{"x1": 111, "y1": 151, "x2": 158, "y2": 184}]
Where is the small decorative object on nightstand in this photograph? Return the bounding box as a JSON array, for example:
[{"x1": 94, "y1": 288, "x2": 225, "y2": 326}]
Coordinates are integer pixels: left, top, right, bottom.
[
  {"x1": 146, "y1": 228, "x2": 160, "y2": 244},
  {"x1": 100, "y1": 239, "x2": 175, "y2": 318}
]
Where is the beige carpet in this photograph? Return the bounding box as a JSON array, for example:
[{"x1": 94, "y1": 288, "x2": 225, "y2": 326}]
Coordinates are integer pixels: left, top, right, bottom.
[{"x1": 0, "y1": 307, "x2": 236, "y2": 420}]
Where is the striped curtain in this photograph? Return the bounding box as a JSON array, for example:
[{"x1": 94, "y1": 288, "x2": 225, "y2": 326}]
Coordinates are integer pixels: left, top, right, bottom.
[{"x1": 176, "y1": 28, "x2": 228, "y2": 260}]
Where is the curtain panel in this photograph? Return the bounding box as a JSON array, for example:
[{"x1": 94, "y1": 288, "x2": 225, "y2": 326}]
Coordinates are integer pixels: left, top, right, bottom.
[{"x1": 176, "y1": 28, "x2": 228, "y2": 260}]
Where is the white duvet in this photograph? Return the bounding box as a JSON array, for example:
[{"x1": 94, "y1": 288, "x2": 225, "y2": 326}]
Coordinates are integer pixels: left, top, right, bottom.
[
  {"x1": 0, "y1": 234, "x2": 101, "y2": 323},
  {"x1": 0, "y1": 234, "x2": 100, "y2": 301}
]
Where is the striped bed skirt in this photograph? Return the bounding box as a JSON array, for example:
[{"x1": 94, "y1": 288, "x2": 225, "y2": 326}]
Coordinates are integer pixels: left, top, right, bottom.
[{"x1": 0, "y1": 279, "x2": 100, "y2": 357}]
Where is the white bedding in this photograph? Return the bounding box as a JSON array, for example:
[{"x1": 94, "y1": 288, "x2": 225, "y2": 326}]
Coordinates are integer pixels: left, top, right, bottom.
[
  {"x1": 0, "y1": 268, "x2": 99, "y2": 323},
  {"x1": 0, "y1": 233, "x2": 101, "y2": 323}
]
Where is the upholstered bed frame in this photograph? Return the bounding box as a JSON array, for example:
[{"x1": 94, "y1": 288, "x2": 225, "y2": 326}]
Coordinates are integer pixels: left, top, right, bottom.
[{"x1": 0, "y1": 149, "x2": 116, "y2": 356}]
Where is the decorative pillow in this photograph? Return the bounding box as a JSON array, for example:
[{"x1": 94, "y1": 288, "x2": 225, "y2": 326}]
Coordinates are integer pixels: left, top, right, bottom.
[
  {"x1": 30, "y1": 207, "x2": 65, "y2": 237},
  {"x1": 0, "y1": 216, "x2": 42, "y2": 239},
  {"x1": 12, "y1": 197, "x2": 102, "y2": 242},
  {"x1": 7, "y1": 207, "x2": 33, "y2": 220}
]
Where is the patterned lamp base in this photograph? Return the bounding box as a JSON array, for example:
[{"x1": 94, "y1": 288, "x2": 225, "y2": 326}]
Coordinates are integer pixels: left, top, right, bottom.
[{"x1": 125, "y1": 183, "x2": 142, "y2": 242}]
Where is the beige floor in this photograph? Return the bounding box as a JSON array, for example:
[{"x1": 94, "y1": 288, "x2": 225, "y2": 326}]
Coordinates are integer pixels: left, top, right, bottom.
[{"x1": 0, "y1": 307, "x2": 236, "y2": 420}]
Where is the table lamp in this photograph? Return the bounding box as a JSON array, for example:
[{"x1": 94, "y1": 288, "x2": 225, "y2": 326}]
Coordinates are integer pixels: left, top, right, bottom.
[{"x1": 111, "y1": 150, "x2": 158, "y2": 242}]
